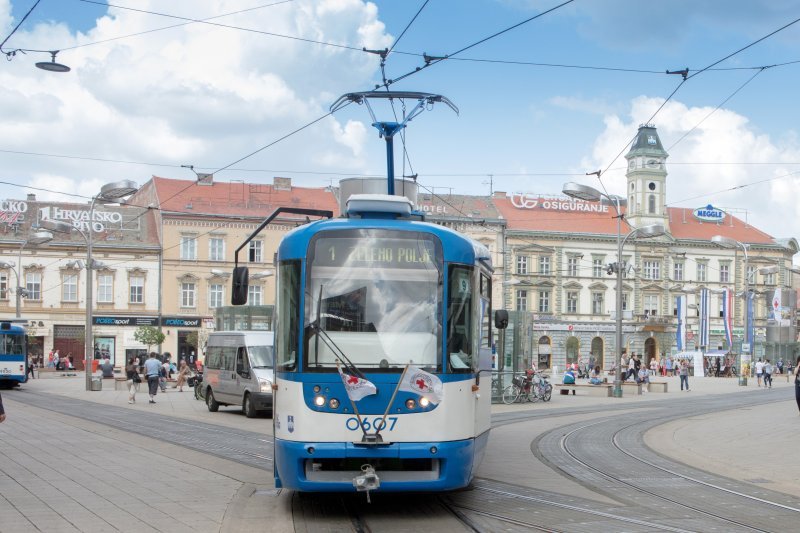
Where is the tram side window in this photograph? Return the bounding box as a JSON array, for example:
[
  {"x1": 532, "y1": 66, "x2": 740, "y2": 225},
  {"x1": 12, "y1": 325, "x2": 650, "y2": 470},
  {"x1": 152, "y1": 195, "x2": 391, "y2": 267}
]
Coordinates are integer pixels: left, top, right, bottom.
[
  {"x1": 447, "y1": 265, "x2": 473, "y2": 372},
  {"x1": 480, "y1": 273, "x2": 492, "y2": 347},
  {"x1": 277, "y1": 260, "x2": 300, "y2": 371},
  {"x1": 0, "y1": 334, "x2": 23, "y2": 355}
]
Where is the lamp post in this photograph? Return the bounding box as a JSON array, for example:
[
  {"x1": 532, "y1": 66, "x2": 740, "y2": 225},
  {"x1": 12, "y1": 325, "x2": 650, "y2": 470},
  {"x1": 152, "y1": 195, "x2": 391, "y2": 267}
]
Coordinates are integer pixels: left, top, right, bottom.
[
  {"x1": 563, "y1": 182, "x2": 664, "y2": 398},
  {"x1": 710, "y1": 235, "x2": 780, "y2": 386},
  {"x1": 78, "y1": 180, "x2": 139, "y2": 391}
]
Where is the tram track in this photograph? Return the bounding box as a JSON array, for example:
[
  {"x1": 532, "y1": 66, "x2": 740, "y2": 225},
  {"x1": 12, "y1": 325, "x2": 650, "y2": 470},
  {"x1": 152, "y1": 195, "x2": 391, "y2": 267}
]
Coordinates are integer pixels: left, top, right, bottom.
[
  {"x1": 12, "y1": 387, "x2": 799, "y2": 532},
  {"x1": 559, "y1": 422, "x2": 772, "y2": 532}
]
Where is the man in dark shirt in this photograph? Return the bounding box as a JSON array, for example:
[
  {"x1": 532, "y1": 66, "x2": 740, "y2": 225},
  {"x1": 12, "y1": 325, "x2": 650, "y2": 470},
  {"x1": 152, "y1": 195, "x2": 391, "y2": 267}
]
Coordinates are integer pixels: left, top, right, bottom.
[{"x1": 100, "y1": 357, "x2": 115, "y2": 378}]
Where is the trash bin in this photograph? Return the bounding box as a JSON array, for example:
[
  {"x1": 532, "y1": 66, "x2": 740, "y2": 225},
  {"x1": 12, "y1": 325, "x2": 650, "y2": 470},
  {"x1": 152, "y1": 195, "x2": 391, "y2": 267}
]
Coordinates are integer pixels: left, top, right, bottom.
[{"x1": 91, "y1": 377, "x2": 102, "y2": 391}]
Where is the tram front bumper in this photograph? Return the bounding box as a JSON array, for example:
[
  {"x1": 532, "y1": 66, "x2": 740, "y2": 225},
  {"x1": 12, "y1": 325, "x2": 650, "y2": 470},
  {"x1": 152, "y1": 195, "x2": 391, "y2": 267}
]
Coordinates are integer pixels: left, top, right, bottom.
[{"x1": 274, "y1": 437, "x2": 482, "y2": 492}]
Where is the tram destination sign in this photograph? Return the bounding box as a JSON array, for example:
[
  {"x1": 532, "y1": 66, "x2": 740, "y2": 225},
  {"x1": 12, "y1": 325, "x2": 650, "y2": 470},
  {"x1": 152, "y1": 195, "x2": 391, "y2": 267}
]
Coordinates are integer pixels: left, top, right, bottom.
[{"x1": 314, "y1": 237, "x2": 438, "y2": 269}]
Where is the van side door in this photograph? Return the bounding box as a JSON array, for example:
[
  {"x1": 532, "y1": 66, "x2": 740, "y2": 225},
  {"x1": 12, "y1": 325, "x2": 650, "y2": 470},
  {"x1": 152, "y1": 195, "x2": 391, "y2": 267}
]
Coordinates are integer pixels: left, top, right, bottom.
[{"x1": 235, "y1": 346, "x2": 251, "y2": 395}]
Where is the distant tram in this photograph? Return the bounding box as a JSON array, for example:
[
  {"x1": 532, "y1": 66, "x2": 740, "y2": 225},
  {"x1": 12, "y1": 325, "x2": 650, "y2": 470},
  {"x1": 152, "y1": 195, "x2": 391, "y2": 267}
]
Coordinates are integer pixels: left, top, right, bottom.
[{"x1": 0, "y1": 321, "x2": 27, "y2": 388}]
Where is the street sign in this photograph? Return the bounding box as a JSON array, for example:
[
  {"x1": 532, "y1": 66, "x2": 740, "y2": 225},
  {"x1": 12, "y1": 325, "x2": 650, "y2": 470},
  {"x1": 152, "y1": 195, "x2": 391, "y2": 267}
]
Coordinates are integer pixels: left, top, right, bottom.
[{"x1": 742, "y1": 342, "x2": 751, "y2": 354}]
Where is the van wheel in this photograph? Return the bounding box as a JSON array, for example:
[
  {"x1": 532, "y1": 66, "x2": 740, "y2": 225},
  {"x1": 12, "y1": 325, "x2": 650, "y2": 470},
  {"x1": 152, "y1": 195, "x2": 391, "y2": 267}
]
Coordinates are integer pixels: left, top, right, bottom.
[
  {"x1": 206, "y1": 389, "x2": 219, "y2": 412},
  {"x1": 243, "y1": 393, "x2": 257, "y2": 418}
]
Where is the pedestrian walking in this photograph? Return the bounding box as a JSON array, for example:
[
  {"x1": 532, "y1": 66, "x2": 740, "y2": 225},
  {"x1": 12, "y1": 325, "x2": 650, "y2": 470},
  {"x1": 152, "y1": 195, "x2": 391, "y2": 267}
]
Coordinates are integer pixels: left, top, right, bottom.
[
  {"x1": 679, "y1": 359, "x2": 690, "y2": 391},
  {"x1": 764, "y1": 359, "x2": 773, "y2": 389},
  {"x1": 26, "y1": 354, "x2": 35, "y2": 379},
  {"x1": 794, "y1": 356, "x2": 800, "y2": 415},
  {"x1": 755, "y1": 358, "x2": 764, "y2": 387},
  {"x1": 159, "y1": 356, "x2": 169, "y2": 393},
  {"x1": 0, "y1": 391, "x2": 5, "y2": 423},
  {"x1": 125, "y1": 357, "x2": 139, "y2": 404},
  {"x1": 144, "y1": 352, "x2": 161, "y2": 404}
]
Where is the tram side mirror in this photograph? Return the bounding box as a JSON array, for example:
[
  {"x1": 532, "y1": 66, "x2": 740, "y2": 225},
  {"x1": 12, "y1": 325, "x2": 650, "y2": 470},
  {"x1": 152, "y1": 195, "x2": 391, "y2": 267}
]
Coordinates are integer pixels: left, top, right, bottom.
[
  {"x1": 494, "y1": 310, "x2": 508, "y2": 330},
  {"x1": 231, "y1": 266, "x2": 249, "y2": 305}
]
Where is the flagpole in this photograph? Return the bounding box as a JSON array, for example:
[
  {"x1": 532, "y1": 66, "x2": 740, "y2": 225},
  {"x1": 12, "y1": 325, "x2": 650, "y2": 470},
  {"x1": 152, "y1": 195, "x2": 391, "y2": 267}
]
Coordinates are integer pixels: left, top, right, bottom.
[{"x1": 376, "y1": 363, "x2": 409, "y2": 438}]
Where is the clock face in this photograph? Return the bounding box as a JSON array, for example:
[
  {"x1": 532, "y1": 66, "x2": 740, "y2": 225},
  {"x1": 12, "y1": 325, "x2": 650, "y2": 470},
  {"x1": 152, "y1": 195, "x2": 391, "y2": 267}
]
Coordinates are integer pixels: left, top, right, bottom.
[
  {"x1": 629, "y1": 160, "x2": 635, "y2": 169},
  {"x1": 647, "y1": 159, "x2": 660, "y2": 168}
]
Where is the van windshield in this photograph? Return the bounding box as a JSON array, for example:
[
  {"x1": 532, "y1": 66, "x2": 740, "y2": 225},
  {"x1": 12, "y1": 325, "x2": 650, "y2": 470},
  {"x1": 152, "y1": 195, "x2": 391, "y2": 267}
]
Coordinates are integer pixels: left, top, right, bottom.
[{"x1": 249, "y1": 345, "x2": 274, "y2": 368}]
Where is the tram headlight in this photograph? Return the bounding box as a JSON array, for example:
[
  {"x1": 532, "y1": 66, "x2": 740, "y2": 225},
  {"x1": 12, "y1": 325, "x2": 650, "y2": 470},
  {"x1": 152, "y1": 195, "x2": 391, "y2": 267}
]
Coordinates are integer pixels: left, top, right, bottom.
[
  {"x1": 405, "y1": 399, "x2": 416, "y2": 410},
  {"x1": 419, "y1": 397, "x2": 430, "y2": 408},
  {"x1": 314, "y1": 395, "x2": 326, "y2": 407},
  {"x1": 329, "y1": 398, "x2": 340, "y2": 409},
  {"x1": 258, "y1": 379, "x2": 272, "y2": 393}
]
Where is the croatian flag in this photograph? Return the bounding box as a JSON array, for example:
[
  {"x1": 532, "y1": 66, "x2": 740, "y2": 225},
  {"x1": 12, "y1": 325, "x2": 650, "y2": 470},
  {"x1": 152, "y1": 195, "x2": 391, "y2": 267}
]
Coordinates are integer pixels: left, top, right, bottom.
[
  {"x1": 676, "y1": 294, "x2": 687, "y2": 351},
  {"x1": 699, "y1": 288, "x2": 710, "y2": 349},
  {"x1": 722, "y1": 288, "x2": 734, "y2": 349},
  {"x1": 398, "y1": 365, "x2": 444, "y2": 404},
  {"x1": 337, "y1": 366, "x2": 377, "y2": 402}
]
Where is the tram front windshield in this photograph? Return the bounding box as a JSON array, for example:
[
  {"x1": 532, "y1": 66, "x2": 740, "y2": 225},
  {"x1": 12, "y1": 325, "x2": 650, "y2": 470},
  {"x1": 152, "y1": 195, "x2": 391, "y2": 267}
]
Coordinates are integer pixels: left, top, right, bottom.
[{"x1": 305, "y1": 231, "x2": 442, "y2": 372}]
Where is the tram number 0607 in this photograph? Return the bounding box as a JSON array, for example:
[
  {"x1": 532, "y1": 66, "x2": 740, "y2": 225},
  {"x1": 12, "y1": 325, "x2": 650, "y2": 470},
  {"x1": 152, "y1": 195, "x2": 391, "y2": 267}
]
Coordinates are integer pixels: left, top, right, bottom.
[{"x1": 345, "y1": 416, "x2": 398, "y2": 432}]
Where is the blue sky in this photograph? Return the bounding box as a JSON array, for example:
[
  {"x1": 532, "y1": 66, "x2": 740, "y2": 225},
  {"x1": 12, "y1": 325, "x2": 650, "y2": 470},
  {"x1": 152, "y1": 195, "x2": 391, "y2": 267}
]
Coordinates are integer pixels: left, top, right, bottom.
[{"x1": 2, "y1": 0, "x2": 800, "y2": 242}]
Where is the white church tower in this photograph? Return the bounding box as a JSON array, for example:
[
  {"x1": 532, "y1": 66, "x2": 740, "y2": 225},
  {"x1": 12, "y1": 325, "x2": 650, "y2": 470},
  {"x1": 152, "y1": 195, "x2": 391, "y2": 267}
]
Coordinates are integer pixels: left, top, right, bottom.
[{"x1": 624, "y1": 124, "x2": 670, "y2": 232}]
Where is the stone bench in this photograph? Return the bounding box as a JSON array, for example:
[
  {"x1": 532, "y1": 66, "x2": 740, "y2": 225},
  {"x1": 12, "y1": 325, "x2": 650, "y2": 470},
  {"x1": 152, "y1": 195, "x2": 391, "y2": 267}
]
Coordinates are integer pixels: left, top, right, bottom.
[
  {"x1": 647, "y1": 381, "x2": 668, "y2": 393},
  {"x1": 555, "y1": 383, "x2": 613, "y2": 397},
  {"x1": 621, "y1": 382, "x2": 643, "y2": 395}
]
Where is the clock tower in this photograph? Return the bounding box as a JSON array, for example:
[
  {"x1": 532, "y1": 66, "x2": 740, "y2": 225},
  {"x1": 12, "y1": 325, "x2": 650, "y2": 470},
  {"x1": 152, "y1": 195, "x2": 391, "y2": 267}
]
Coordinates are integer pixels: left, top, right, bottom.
[{"x1": 624, "y1": 124, "x2": 669, "y2": 231}]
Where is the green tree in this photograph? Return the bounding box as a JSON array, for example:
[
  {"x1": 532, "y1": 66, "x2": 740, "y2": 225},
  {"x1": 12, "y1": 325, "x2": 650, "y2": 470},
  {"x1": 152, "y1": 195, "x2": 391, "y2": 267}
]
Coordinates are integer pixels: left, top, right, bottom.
[{"x1": 133, "y1": 326, "x2": 165, "y2": 353}]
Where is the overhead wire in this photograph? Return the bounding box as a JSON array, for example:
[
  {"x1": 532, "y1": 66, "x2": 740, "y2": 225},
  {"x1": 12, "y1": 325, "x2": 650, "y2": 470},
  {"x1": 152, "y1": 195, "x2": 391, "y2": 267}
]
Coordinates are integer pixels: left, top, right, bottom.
[
  {"x1": 80, "y1": 0, "x2": 364, "y2": 52},
  {"x1": 0, "y1": 0, "x2": 46, "y2": 57},
  {"x1": 61, "y1": 1, "x2": 294, "y2": 52}
]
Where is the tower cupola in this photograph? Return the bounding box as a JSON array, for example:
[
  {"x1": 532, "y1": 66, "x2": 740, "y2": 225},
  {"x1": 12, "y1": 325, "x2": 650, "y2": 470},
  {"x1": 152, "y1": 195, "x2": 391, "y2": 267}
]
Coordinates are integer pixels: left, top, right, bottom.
[{"x1": 624, "y1": 124, "x2": 669, "y2": 230}]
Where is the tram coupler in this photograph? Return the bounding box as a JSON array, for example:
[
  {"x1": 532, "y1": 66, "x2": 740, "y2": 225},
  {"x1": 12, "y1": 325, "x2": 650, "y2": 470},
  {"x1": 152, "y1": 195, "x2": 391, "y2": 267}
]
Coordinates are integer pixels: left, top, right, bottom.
[
  {"x1": 353, "y1": 464, "x2": 380, "y2": 503},
  {"x1": 353, "y1": 432, "x2": 388, "y2": 446}
]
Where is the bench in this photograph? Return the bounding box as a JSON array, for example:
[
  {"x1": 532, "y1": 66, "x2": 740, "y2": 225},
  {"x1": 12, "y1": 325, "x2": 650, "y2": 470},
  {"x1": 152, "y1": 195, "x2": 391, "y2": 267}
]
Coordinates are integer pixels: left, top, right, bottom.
[
  {"x1": 647, "y1": 381, "x2": 668, "y2": 393},
  {"x1": 555, "y1": 383, "x2": 613, "y2": 397},
  {"x1": 621, "y1": 382, "x2": 643, "y2": 395}
]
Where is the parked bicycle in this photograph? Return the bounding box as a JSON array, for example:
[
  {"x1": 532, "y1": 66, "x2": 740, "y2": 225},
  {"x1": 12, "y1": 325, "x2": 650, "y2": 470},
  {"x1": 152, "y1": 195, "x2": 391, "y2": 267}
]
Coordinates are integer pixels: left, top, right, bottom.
[{"x1": 502, "y1": 370, "x2": 552, "y2": 404}]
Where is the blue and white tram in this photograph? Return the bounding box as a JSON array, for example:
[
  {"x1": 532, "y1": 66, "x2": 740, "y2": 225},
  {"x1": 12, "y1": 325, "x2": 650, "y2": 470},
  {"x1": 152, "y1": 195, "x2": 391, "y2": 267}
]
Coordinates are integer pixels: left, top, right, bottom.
[
  {"x1": 269, "y1": 194, "x2": 494, "y2": 493},
  {"x1": 0, "y1": 321, "x2": 27, "y2": 388}
]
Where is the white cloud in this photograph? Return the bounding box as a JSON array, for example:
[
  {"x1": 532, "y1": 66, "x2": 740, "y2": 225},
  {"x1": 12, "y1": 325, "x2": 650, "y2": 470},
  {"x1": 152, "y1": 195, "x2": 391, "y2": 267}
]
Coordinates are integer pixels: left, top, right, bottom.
[
  {"x1": 585, "y1": 95, "x2": 800, "y2": 240},
  {"x1": 0, "y1": 0, "x2": 391, "y2": 200}
]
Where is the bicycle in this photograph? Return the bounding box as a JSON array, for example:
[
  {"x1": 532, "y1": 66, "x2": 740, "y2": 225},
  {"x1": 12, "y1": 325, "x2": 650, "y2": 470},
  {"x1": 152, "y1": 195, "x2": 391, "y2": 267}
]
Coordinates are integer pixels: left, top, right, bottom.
[{"x1": 502, "y1": 374, "x2": 535, "y2": 404}]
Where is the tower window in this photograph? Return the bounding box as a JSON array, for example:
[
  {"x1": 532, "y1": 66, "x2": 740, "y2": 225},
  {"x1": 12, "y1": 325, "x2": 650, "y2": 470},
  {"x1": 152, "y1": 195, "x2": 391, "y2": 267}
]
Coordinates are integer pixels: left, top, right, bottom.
[
  {"x1": 648, "y1": 194, "x2": 656, "y2": 214},
  {"x1": 630, "y1": 182, "x2": 635, "y2": 191},
  {"x1": 648, "y1": 182, "x2": 656, "y2": 191}
]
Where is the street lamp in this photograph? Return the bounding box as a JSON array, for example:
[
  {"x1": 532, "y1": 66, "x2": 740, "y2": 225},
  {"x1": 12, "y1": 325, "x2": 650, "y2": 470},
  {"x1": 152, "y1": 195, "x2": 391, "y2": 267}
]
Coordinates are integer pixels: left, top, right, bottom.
[
  {"x1": 563, "y1": 182, "x2": 664, "y2": 398},
  {"x1": 77, "y1": 180, "x2": 139, "y2": 391}
]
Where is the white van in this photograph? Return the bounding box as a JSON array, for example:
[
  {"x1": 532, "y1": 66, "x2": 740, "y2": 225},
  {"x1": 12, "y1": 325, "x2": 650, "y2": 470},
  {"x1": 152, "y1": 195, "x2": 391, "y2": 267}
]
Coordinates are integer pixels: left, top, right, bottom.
[{"x1": 203, "y1": 331, "x2": 274, "y2": 417}]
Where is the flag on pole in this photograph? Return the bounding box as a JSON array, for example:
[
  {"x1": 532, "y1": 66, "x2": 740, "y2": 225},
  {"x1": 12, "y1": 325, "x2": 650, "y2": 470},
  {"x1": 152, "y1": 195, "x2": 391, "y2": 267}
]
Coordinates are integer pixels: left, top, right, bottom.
[
  {"x1": 337, "y1": 365, "x2": 377, "y2": 402},
  {"x1": 746, "y1": 290, "x2": 755, "y2": 345},
  {"x1": 722, "y1": 287, "x2": 734, "y2": 349},
  {"x1": 398, "y1": 365, "x2": 444, "y2": 404},
  {"x1": 676, "y1": 294, "x2": 687, "y2": 351},
  {"x1": 771, "y1": 288, "x2": 782, "y2": 320},
  {"x1": 699, "y1": 288, "x2": 710, "y2": 349}
]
